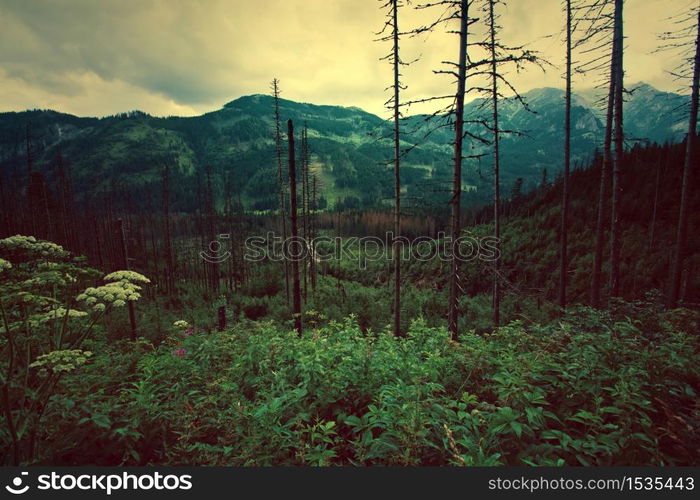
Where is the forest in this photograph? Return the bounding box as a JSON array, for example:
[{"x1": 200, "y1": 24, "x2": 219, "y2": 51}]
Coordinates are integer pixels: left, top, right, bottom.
[{"x1": 0, "y1": 0, "x2": 699, "y2": 467}]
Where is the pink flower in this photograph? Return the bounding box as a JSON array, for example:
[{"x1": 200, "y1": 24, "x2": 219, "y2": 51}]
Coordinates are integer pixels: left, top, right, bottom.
[{"x1": 172, "y1": 348, "x2": 186, "y2": 357}]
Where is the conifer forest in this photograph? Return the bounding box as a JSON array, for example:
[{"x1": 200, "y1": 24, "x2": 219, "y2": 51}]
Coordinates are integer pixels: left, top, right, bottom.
[{"x1": 0, "y1": 0, "x2": 699, "y2": 468}]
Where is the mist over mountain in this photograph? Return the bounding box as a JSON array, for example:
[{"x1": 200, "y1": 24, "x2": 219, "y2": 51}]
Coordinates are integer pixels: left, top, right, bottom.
[{"x1": 0, "y1": 83, "x2": 692, "y2": 211}]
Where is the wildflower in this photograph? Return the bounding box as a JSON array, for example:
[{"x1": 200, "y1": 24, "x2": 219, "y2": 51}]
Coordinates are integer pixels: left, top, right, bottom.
[
  {"x1": 76, "y1": 271, "x2": 149, "y2": 311},
  {"x1": 104, "y1": 270, "x2": 151, "y2": 284},
  {"x1": 0, "y1": 235, "x2": 69, "y2": 260},
  {"x1": 172, "y1": 348, "x2": 186, "y2": 357},
  {"x1": 173, "y1": 320, "x2": 190, "y2": 329},
  {"x1": 30, "y1": 307, "x2": 88, "y2": 326},
  {"x1": 29, "y1": 349, "x2": 93, "y2": 374}
]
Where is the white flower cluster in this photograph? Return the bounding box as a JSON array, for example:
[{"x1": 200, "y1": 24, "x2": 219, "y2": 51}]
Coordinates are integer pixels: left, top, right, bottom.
[
  {"x1": 104, "y1": 271, "x2": 151, "y2": 284},
  {"x1": 22, "y1": 271, "x2": 77, "y2": 288},
  {"x1": 36, "y1": 262, "x2": 77, "y2": 283},
  {"x1": 29, "y1": 349, "x2": 93, "y2": 377},
  {"x1": 15, "y1": 292, "x2": 55, "y2": 307},
  {"x1": 0, "y1": 235, "x2": 69, "y2": 259},
  {"x1": 30, "y1": 307, "x2": 88, "y2": 326},
  {"x1": 76, "y1": 270, "x2": 150, "y2": 311},
  {"x1": 173, "y1": 320, "x2": 190, "y2": 329}
]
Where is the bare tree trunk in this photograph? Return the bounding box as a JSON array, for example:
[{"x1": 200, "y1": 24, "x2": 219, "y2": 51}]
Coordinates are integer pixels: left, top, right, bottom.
[
  {"x1": 206, "y1": 166, "x2": 219, "y2": 293},
  {"x1": 609, "y1": 0, "x2": 624, "y2": 298},
  {"x1": 272, "y1": 79, "x2": 290, "y2": 305},
  {"x1": 0, "y1": 174, "x2": 10, "y2": 237},
  {"x1": 668, "y1": 8, "x2": 700, "y2": 308},
  {"x1": 116, "y1": 218, "x2": 137, "y2": 340},
  {"x1": 391, "y1": 0, "x2": 402, "y2": 337},
  {"x1": 310, "y1": 174, "x2": 318, "y2": 296},
  {"x1": 448, "y1": 0, "x2": 468, "y2": 341},
  {"x1": 591, "y1": 27, "x2": 617, "y2": 308},
  {"x1": 302, "y1": 124, "x2": 310, "y2": 301},
  {"x1": 25, "y1": 125, "x2": 37, "y2": 237},
  {"x1": 558, "y1": 0, "x2": 572, "y2": 312},
  {"x1": 162, "y1": 164, "x2": 174, "y2": 295},
  {"x1": 648, "y1": 155, "x2": 662, "y2": 253},
  {"x1": 287, "y1": 120, "x2": 302, "y2": 335},
  {"x1": 488, "y1": 0, "x2": 501, "y2": 327}
]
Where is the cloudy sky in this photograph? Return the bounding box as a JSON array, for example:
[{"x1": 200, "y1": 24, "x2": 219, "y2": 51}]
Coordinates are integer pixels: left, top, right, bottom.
[{"x1": 0, "y1": 0, "x2": 695, "y2": 118}]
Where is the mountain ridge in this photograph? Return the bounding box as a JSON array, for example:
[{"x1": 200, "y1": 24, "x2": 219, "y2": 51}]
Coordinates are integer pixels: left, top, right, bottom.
[{"x1": 0, "y1": 83, "x2": 693, "y2": 211}]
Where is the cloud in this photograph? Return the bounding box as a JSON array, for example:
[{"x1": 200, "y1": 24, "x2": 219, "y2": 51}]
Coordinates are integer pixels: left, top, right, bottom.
[{"x1": 0, "y1": 0, "x2": 692, "y2": 118}]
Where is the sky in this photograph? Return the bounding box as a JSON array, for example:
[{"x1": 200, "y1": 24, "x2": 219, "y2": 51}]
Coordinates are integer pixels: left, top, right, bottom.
[{"x1": 0, "y1": 0, "x2": 696, "y2": 119}]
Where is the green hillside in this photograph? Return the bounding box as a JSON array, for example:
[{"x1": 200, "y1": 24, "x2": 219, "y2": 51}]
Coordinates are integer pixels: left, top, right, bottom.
[{"x1": 0, "y1": 85, "x2": 693, "y2": 212}]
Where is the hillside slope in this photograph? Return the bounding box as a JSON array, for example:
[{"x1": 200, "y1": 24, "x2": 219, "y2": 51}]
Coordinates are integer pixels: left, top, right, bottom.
[{"x1": 0, "y1": 84, "x2": 692, "y2": 211}]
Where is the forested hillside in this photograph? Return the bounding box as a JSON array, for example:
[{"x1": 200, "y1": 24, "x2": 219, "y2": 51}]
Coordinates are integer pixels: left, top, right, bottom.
[{"x1": 0, "y1": 84, "x2": 692, "y2": 212}]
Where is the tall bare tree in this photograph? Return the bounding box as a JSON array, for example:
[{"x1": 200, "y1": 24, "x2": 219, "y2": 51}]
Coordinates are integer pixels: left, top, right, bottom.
[
  {"x1": 585, "y1": 0, "x2": 617, "y2": 308},
  {"x1": 301, "y1": 123, "x2": 310, "y2": 300},
  {"x1": 609, "y1": 0, "x2": 624, "y2": 298},
  {"x1": 205, "y1": 165, "x2": 219, "y2": 293},
  {"x1": 469, "y1": 0, "x2": 542, "y2": 326},
  {"x1": 310, "y1": 173, "x2": 318, "y2": 296},
  {"x1": 271, "y1": 79, "x2": 290, "y2": 304},
  {"x1": 377, "y1": 0, "x2": 404, "y2": 336},
  {"x1": 668, "y1": 4, "x2": 700, "y2": 308},
  {"x1": 487, "y1": 0, "x2": 502, "y2": 326},
  {"x1": 161, "y1": 163, "x2": 175, "y2": 295},
  {"x1": 287, "y1": 119, "x2": 302, "y2": 335},
  {"x1": 558, "y1": 0, "x2": 573, "y2": 311},
  {"x1": 447, "y1": 0, "x2": 470, "y2": 340},
  {"x1": 398, "y1": 0, "x2": 478, "y2": 338}
]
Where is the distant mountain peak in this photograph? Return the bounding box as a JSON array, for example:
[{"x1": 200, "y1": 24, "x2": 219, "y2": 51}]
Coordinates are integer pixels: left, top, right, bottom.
[{"x1": 223, "y1": 94, "x2": 272, "y2": 108}]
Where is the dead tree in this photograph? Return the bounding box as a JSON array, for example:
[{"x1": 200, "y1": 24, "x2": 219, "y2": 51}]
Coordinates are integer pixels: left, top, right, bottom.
[
  {"x1": 161, "y1": 164, "x2": 175, "y2": 295},
  {"x1": 409, "y1": 0, "x2": 489, "y2": 338},
  {"x1": 469, "y1": 0, "x2": 543, "y2": 326},
  {"x1": 581, "y1": 0, "x2": 616, "y2": 308},
  {"x1": 271, "y1": 79, "x2": 290, "y2": 304},
  {"x1": 287, "y1": 119, "x2": 302, "y2": 335},
  {"x1": 116, "y1": 218, "x2": 138, "y2": 340},
  {"x1": 449, "y1": 0, "x2": 470, "y2": 339},
  {"x1": 205, "y1": 165, "x2": 219, "y2": 293},
  {"x1": 377, "y1": 0, "x2": 404, "y2": 336},
  {"x1": 558, "y1": 0, "x2": 573, "y2": 312},
  {"x1": 487, "y1": 0, "x2": 502, "y2": 326},
  {"x1": 301, "y1": 123, "x2": 310, "y2": 300},
  {"x1": 609, "y1": 0, "x2": 624, "y2": 298},
  {"x1": 310, "y1": 173, "x2": 318, "y2": 295},
  {"x1": 667, "y1": 4, "x2": 700, "y2": 307},
  {"x1": 472, "y1": 0, "x2": 541, "y2": 326}
]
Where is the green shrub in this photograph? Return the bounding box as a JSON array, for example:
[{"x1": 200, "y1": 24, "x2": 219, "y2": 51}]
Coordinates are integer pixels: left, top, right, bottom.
[{"x1": 28, "y1": 306, "x2": 699, "y2": 466}]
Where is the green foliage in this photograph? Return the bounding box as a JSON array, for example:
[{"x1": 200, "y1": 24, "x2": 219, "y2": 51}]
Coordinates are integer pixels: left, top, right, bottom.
[
  {"x1": 22, "y1": 305, "x2": 700, "y2": 466},
  {"x1": 0, "y1": 236, "x2": 148, "y2": 464}
]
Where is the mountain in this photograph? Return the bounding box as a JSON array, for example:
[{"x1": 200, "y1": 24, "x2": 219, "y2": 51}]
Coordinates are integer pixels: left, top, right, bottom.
[{"x1": 0, "y1": 83, "x2": 692, "y2": 212}]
